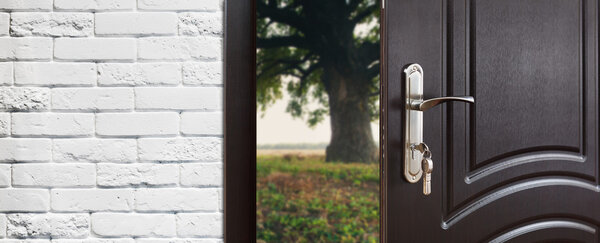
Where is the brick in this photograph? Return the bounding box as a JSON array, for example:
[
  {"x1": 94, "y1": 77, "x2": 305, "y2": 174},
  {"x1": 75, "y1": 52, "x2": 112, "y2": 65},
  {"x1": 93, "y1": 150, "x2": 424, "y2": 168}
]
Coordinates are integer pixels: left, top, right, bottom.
[
  {"x1": 54, "y1": 0, "x2": 135, "y2": 10},
  {"x1": 14, "y1": 63, "x2": 96, "y2": 87},
  {"x1": 0, "y1": 189, "x2": 49, "y2": 212},
  {"x1": 51, "y1": 189, "x2": 133, "y2": 212},
  {"x1": 0, "y1": 87, "x2": 49, "y2": 111},
  {"x1": 0, "y1": 13, "x2": 9, "y2": 36},
  {"x1": 11, "y1": 113, "x2": 94, "y2": 137},
  {"x1": 0, "y1": 214, "x2": 5, "y2": 238},
  {"x1": 138, "y1": 0, "x2": 220, "y2": 11},
  {"x1": 53, "y1": 139, "x2": 137, "y2": 163},
  {"x1": 176, "y1": 213, "x2": 222, "y2": 237},
  {"x1": 55, "y1": 38, "x2": 136, "y2": 61},
  {"x1": 0, "y1": 0, "x2": 52, "y2": 11},
  {"x1": 136, "y1": 240, "x2": 222, "y2": 243},
  {"x1": 0, "y1": 241, "x2": 49, "y2": 243},
  {"x1": 135, "y1": 188, "x2": 219, "y2": 212},
  {"x1": 6, "y1": 214, "x2": 89, "y2": 238},
  {"x1": 180, "y1": 163, "x2": 222, "y2": 187},
  {"x1": 135, "y1": 87, "x2": 222, "y2": 110},
  {"x1": 54, "y1": 240, "x2": 133, "y2": 243},
  {"x1": 12, "y1": 163, "x2": 95, "y2": 188},
  {"x1": 182, "y1": 62, "x2": 222, "y2": 86},
  {"x1": 96, "y1": 113, "x2": 179, "y2": 137},
  {"x1": 10, "y1": 13, "x2": 93, "y2": 37},
  {"x1": 138, "y1": 138, "x2": 222, "y2": 162},
  {"x1": 179, "y1": 12, "x2": 223, "y2": 36},
  {"x1": 138, "y1": 137, "x2": 223, "y2": 161},
  {"x1": 52, "y1": 88, "x2": 134, "y2": 111},
  {"x1": 180, "y1": 112, "x2": 222, "y2": 136},
  {"x1": 0, "y1": 165, "x2": 9, "y2": 187},
  {"x1": 0, "y1": 38, "x2": 52, "y2": 61},
  {"x1": 217, "y1": 189, "x2": 222, "y2": 211},
  {"x1": 98, "y1": 63, "x2": 180, "y2": 86},
  {"x1": 96, "y1": 13, "x2": 177, "y2": 36},
  {"x1": 91, "y1": 213, "x2": 175, "y2": 237},
  {"x1": 0, "y1": 113, "x2": 9, "y2": 137},
  {"x1": 0, "y1": 138, "x2": 51, "y2": 162},
  {"x1": 0, "y1": 240, "x2": 49, "y2": 243},
  {"x1": 138, "y1": 37, "x2": 221, "y2": 61},
  {"x1": 0, "y1": 63, "x2": 13, "y2": 86},
  {"x1": 54, "y1": 240, "x2": 134, "y2": 243},
  {"x1": 96, "y1": 163, "x2": 178, "y2": 187}
]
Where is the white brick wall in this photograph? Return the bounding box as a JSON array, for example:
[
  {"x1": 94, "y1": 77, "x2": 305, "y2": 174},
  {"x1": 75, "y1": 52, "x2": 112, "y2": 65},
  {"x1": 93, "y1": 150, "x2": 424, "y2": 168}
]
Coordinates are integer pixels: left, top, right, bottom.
[
  {"x1": 14, "y1": 63, "x2": 97, "y2": 87},
  {"x1": 0, "y1": 38, "x2": 52, "y2": 61},
  {"x1": 95, "y1": 13, "x2": 178, "y2": 36},
  {"x1": 0, "y1": 1, "x2": 223, "y2": 242}
]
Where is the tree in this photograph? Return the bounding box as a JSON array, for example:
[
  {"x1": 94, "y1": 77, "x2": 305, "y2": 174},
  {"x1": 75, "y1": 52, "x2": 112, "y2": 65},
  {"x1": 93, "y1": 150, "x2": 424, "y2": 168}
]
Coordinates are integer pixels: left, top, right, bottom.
[{"x1": 257, "y1": 0, "x2": 380, "y2": 163}]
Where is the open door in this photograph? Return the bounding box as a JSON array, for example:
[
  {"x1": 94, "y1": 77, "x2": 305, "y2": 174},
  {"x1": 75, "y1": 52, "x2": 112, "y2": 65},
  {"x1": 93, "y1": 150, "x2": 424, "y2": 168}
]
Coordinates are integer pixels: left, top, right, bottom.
[{"x1": 383, "y1": 0, "x2": 599, "y2": 242}]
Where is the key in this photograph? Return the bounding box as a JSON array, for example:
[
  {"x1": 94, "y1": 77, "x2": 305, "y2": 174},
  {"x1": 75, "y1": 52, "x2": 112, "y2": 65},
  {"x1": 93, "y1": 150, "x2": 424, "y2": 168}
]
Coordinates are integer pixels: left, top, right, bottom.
[{"x1": 421, "y1": 153, "x2": 433, "y2": 195}]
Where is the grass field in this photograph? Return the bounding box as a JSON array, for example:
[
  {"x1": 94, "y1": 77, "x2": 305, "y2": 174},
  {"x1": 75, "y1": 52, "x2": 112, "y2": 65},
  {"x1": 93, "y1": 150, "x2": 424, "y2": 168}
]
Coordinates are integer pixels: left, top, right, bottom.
[{"x1": 256, "y1": 151, "x2": 380, "y2": 243}]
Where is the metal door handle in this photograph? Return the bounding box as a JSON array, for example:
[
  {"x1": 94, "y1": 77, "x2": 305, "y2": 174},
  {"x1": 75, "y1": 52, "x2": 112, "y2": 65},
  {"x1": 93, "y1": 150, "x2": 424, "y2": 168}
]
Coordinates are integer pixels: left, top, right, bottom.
[
  {"x1": 403, "y1": 63, "x2": 475, "y2": 188},
  {"x1": 410, "y1": 96, "x2": 474, "y2": 111}
]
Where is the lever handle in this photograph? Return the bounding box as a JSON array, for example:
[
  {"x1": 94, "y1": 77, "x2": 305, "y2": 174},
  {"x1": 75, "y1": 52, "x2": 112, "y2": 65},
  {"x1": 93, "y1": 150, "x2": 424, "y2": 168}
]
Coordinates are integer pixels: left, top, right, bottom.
[
  {"x1": 410, "y1": 96, "x2": 474, "y2": 111},
  {"x1": 403, "y1": 63, "x2": 475, "y2": 184}
]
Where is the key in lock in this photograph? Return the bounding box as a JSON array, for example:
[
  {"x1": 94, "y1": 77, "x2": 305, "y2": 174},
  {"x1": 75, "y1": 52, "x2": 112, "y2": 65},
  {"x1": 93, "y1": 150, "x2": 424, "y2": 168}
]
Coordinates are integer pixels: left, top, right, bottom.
[
  {"x1": 420, "y1": 148, "x2": 433, "y2": 195},
  {"x1": 421, "y1": 156, "x2": 433, "y2": 195},
  {"x1": 410, "y1": 143, "x2": 434, "y2": 195}
]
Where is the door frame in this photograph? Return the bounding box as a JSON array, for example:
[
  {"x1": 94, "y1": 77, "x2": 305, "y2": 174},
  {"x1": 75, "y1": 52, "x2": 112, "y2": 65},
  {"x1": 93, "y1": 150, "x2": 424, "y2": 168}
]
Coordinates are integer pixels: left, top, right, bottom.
[
  {"x1": 224, "y1": 0, "x2": 388, "y2": 242},
  {"x1": 224, "y1": 0, "x2": 256, "y2": 241}
]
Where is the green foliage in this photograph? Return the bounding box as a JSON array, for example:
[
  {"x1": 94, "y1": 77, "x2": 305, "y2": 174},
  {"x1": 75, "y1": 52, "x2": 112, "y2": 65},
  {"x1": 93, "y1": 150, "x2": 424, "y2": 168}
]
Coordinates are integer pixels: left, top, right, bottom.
[
  {"x1": 257, "y1": 0, "x2": 380, "y2": 127},
  {"x1": 256, "y1": 154, "x2": 379, "y2": 242}
]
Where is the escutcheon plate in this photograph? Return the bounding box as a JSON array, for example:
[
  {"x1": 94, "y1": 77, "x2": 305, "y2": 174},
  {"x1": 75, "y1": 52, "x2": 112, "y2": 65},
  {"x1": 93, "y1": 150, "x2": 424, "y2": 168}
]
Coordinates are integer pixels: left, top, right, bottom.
[{"x1": 404, "y1": 64, "x2": 424, "y2": 183}]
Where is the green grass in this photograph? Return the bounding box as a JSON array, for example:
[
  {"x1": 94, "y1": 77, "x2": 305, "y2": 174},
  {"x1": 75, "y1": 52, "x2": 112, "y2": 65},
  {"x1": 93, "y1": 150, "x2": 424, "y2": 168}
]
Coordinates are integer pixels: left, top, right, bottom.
[{"x1": 257, "y1": 154, "x2": 380, "y2": 243}]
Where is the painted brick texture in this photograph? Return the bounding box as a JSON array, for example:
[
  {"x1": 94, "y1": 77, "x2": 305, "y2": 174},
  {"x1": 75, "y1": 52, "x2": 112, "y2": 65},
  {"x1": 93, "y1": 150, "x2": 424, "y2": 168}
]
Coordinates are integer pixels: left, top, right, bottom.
[{"x1": 0, "y1": 1, "x2": 223, "y2": 242}]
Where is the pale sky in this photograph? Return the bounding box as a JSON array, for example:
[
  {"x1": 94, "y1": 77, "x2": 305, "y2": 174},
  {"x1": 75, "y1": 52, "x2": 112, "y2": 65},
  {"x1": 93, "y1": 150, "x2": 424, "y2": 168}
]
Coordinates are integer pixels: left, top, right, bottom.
[{"x1": 256, "y1": 85, "x2": 379, "y2": 144}]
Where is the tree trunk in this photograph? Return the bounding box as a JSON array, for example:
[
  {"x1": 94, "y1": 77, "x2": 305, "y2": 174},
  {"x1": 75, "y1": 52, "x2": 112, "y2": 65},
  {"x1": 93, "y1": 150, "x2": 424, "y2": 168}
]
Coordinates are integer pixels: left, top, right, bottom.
[{"x1": 324, "y1": 67, "x2": 377, "y2": 163}]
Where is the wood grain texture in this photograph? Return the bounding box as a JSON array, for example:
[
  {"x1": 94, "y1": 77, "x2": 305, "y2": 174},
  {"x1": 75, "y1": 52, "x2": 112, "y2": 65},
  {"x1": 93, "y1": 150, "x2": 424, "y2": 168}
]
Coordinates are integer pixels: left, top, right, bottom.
[
  {"x1": 384, "y1": 0, "x2": 600, "y2": 241},
  {"x1": 383, "y1": 0, "x2": 445, "y2": 241},
  {"x1": 447, "y1": 0, "x2": 598, "y2": 216},
  {"x1": 224, "y1": 0, "x2": 256, "y2": 241}
]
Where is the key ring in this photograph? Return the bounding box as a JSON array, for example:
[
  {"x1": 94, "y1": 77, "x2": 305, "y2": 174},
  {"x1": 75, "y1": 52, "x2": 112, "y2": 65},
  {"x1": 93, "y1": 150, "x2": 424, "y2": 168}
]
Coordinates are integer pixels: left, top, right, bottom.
[{"x1": 422, "y1": 149, "x2": 432, "y2": 159}]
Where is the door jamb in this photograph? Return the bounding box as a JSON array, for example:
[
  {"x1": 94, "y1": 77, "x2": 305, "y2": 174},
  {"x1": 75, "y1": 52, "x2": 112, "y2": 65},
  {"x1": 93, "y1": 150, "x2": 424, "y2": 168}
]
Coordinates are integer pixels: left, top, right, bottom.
[{"x1": 224, "y1": 0, "x2": 256, "y2": 241}]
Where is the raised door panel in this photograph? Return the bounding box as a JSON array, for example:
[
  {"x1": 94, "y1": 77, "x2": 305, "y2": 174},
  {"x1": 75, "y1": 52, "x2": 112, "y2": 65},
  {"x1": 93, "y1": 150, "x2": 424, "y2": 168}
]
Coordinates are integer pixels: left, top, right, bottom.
[{"x1": 444, "y1": 0, "x2": 598, "y2": 230}]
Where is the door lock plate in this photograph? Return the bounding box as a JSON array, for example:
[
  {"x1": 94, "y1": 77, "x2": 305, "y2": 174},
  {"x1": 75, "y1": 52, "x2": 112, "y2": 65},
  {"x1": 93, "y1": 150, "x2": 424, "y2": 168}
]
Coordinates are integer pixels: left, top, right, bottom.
[{"x1": 404, "y1": 64, "x2": 424, "y2": 183}]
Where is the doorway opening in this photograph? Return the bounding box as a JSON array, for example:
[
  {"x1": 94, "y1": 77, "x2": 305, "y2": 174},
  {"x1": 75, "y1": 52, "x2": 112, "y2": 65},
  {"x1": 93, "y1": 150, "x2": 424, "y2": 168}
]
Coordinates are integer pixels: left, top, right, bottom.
[{"x1": 255, "y1": 0, "x2": 382, "y2": 242}]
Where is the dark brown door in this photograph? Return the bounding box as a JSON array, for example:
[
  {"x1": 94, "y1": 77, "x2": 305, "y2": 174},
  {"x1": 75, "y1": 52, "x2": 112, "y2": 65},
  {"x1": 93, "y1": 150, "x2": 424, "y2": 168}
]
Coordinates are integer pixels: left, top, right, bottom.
[{"x1": 383, "y1": 0, "x2": 599, "y2": 242}]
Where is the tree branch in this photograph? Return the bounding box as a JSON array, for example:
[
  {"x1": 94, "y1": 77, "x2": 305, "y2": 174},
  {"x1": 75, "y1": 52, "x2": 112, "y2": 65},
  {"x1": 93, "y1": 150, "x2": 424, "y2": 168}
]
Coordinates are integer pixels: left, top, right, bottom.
[
  {"x1": 366, "y1": 62, "x2": 380, "y2": 78},
  {"x1": 257, "y1": 1, "x2": 306, "y2": 31},
  {"x1": 257, "y1": 35, "x2": 309, "y2": 49},
  {"x1": 352, "y1": 4, "x2": 378, "y2": 24},
  {"x1": 358, "y1": 41, "x2": 380, "y2": 66},
  {"x1": 348, "y1": 0, "x2": 363, "y2": 11},
  {"x1": 257, "y1": 54, "x2": 315, "y2": 80},
  {"x1": 369, "y1": 90, "x2": 380, "y2": 97}
]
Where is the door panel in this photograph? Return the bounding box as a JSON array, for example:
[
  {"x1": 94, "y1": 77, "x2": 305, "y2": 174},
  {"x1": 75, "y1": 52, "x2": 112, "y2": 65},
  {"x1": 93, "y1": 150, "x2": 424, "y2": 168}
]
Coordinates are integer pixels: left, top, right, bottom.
[
  {"x1": 447, "y1": 0, "x2": 597, "y2": 218},
  {"x1": 384, "y1": 0, "x2": 599, "y2": 242},
  {"x1": 486, "y1": 219, "x2": 598, "y2": 243},
  {"x1": 472, "y1": 0, "x2": 581, "y2": 167}
]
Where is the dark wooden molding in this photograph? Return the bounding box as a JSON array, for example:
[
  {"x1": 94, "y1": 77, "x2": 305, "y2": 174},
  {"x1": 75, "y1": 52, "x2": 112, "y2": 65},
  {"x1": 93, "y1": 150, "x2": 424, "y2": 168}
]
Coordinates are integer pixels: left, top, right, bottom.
[
  {"x1": 379, "y1": 5, "x2": 387, "y2": 243},
  {"x1": 224, "y1": 0, "x2": 256, "y2": 241}
]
